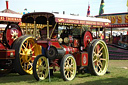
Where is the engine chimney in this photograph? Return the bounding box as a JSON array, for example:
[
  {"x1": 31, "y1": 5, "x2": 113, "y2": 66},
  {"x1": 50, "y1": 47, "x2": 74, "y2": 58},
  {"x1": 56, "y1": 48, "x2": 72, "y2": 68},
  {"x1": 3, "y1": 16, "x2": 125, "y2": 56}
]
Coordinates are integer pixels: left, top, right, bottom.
[{"x1": 6, "y1": 0, "x2": 9, "y2": 9}]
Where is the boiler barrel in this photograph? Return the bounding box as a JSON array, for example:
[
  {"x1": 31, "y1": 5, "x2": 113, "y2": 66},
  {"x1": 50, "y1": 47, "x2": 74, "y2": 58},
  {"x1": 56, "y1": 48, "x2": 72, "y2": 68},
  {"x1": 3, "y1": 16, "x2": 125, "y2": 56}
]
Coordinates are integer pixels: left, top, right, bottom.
[{"x1": 46, "y1": 45, "x2": 79, "y2": 60}]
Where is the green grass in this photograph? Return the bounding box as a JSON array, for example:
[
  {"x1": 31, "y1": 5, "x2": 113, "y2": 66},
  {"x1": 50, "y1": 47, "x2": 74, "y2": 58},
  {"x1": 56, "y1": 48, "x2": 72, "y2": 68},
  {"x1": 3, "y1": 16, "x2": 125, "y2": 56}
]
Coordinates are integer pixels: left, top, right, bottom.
[{"x1": 0, "y1": 60, "x2": 128, "y2": 85}]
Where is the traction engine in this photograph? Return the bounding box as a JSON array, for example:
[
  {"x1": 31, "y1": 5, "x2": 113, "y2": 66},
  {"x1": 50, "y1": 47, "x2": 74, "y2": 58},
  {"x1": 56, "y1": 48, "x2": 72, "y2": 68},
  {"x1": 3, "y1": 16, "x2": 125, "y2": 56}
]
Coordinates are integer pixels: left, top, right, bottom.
[
  {"x1": 0, "y1": 24, "x2": 22, "y2": 74},
  {"x1": 0, "y1": 23, "x2": 41, "y2": 75},
  {"x1": 33, "y1": 27, "x2": 109, "y2": 81}
]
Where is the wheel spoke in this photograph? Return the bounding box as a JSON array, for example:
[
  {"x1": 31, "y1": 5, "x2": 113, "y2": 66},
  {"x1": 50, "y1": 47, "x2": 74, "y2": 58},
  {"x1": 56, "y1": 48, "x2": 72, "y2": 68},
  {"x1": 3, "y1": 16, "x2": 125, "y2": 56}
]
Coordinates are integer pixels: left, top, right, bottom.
[
  {"x1": 93, "y1": 58, "x2": 97, "y2": 63},
  {"x1": 22, "y1": 44, "x2": 26, "y2": 49},
  {"x1": 100, "y1": 58, "x2": 106, "y2": 61},
  {"x1": 26, "y1": 40, "x2": 28, "y2": 48},
  {"x1": 97, "y1": 63, "x2": 102, "y2": 72},
  {"x1": 93, "y1": 51, "x2": 96, "y2": 57},
  {"x1": 29, "y1": 67, "x2": 33, "y2": 71},
  {"x1": 99, "y1": 53, "x2": 103, "y2": 57},
  {"x1": 20, "y1": 56, "x2": 24, "y2": 61},
  {"x1": 29, "y1": 43, "x2": 31, "y2": 49},
  {"x1": 70, "y1": 70, "x2": 73, "y2": 74},
  {"x1": 21, "y1": 48, "x2": 25, "y2": 53},
  {"x1": 20, "y1": 53, "x2": 26, "y2": 56},
  {"x1": 31, "y1": 44, "x2": 36, "y2": 50},
  {"x1": 27, "y1": 57, "x2": 32, "y2": 62},
  {"x1": 98, "y1": 46, "x2": 103, "y2": 54},
  {"x1": 67, "y1": 59, "x2": 69, "y2": 65},
  {"x1": 21, "y1": 61, "x2": 24, "y2": 65},
  {"x1": 98, "y1": 60, "x2": 103, "y2": 68},
  {"x1": 67, "y1": 71, "x2": 69, "y2": 78}
]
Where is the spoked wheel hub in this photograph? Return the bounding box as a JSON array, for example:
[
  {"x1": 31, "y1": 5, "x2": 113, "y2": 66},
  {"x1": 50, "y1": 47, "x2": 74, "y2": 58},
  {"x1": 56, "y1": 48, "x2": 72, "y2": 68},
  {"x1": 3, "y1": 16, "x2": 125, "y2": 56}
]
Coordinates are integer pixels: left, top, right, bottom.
[
  {"x1": 88, "y1": 39, "x2": 109, "y2": 76},
  {"x1": 33, "y1": 55, "x2": 49, "y2": 81},
  {"x1": 60, "y1": 54, "x2": 77, "y2": 81},
  {"x1": 12, "y1": 35, "x2": 42, "y2": 75}
]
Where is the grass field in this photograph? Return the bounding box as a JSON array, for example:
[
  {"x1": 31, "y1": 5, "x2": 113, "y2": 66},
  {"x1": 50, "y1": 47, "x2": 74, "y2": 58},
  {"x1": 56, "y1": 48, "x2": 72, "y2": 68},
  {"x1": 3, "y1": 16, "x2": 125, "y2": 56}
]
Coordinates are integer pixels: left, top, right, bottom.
[{"x1": 0, "y1": 60, "x2": 128, "y2": 85}]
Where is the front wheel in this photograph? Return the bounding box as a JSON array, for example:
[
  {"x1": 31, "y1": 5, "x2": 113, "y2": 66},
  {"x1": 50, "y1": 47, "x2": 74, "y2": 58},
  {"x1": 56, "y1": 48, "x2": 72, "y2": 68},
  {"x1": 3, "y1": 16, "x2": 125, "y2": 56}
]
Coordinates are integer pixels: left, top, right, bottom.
[
  {"x1": 88, "y1": 39, "x2": 109, "y2": 76},
  {"x1": 33, "y1": 55, "x2": 49, "y2": 81},
  {"x1": 60, "y1": 54, "x2": 77, "y2": 81}
]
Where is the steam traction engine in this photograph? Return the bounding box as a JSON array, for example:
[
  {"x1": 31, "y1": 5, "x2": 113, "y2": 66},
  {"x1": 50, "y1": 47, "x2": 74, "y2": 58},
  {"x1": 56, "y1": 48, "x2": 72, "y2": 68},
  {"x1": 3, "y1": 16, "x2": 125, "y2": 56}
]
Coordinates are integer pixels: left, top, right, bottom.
[
  {"x1": 0, "y1": 12, "x2": 41, "y2": 75},
  {"x1": 20, "y1": 12, "x2": 111, "y2": 81},
  {"x1": 0, "y1": 12, "x2": 22, "y2": 75}
]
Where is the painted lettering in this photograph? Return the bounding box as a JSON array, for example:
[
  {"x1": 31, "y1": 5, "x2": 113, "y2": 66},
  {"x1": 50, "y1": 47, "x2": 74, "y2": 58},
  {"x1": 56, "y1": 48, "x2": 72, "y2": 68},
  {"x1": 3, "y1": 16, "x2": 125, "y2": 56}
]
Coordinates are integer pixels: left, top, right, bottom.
[
  {"x1": 125, "y1": 15, "x2": 128, "y2": 23},
  {"x1": 111, "y1": 16, "x2": 116, "y2": 24},
  {"x1": 117, "y1": 15, "x2": 122, "y2": 23}
]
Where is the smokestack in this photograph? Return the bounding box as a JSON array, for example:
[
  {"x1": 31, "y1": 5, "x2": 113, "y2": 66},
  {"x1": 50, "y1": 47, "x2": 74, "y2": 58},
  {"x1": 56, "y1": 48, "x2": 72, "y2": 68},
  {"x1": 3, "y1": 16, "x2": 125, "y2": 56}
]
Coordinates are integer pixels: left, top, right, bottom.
[{"x1": 6, "y1": 0, "x2": 9, "y2": 9}]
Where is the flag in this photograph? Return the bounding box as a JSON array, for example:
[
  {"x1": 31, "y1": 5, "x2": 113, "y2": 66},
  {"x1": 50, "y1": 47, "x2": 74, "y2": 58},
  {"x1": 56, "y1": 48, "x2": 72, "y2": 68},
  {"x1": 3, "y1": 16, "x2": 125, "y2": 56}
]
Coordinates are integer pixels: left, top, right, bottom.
[
  {"x1": 24, "y1": 8, "x2": 27, "y2": 11},
  {"x1": 99, "y1": 0, "x2": 105, "y2": 16},
  {"x1": 87, "y1": 3, "x2": 90, "y2": 17},
  {"x1": 127, "y1": 0, "x2": 128, "y2": 7}
]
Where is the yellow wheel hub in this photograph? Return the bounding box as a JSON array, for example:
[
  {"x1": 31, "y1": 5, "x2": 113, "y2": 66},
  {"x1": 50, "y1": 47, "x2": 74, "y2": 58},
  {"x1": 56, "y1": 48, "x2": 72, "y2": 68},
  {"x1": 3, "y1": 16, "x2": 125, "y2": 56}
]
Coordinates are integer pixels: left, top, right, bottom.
[{"x1": 19, "y1": 38, "x2": 41, "y2": 74}]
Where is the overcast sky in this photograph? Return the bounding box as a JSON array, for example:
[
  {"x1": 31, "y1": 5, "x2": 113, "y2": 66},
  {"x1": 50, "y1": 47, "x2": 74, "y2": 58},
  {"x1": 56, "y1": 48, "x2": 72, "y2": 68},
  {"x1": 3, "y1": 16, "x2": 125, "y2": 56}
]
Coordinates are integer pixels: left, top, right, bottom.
[{"x1": 0, "y1": 0, "x2": 127, "y2": 16}]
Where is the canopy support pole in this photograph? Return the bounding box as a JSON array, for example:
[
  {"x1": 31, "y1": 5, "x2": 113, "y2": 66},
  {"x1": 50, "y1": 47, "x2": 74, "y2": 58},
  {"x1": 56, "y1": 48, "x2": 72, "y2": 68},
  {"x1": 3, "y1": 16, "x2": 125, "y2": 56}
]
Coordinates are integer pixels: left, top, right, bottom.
[
  {"x1": 96, "y1": 28, "x2": 97, "y2": 38},
  {"x1": 98, "y1": 28, "x2": 100, "y2": 38},
  {"x1": 33, "y1": 21, "x2": 37, "y2": 38},
  {"x1": 26, "y1": 23, "x2": 28, "y2": 35},
  {"x1": 50, "y1": 23, "x2": 57, "y2": 39},
  {"x1": 103, "y1": 28, "x2": 106, "y2": 42},
  {"x1": 47, "y1": 20, "x2": 50, "y2": 39}
]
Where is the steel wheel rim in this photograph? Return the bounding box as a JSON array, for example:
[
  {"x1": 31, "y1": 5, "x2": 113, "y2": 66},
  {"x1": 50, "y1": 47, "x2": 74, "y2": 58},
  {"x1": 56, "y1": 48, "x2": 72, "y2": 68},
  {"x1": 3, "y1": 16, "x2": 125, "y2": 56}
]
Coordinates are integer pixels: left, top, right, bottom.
[
  {"x1": 36, "y1": 56, "x2": 49, "y2": 80},
  {"x1": 19, "y1": 38, "x2": 36, "y2": 74},
  {"x1": 64, "y1": 56, "x2": 76, "y2": 81},
  {"x1": 92, "y1": 40, "x2": 109, "y2": 75}
]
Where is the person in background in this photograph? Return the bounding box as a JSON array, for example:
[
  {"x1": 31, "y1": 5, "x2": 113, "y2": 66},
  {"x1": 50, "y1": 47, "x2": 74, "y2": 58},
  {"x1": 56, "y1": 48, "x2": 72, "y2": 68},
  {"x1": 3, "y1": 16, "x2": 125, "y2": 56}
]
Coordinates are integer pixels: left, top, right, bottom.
[{"x1": 100, "y1": 33, "x2": 104, "y2": 39}]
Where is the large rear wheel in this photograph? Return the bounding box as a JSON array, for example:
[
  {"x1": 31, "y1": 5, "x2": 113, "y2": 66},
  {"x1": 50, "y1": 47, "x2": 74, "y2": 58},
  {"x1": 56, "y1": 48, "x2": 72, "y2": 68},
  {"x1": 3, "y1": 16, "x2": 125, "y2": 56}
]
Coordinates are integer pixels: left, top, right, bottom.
[
  {"x1": 88, "y1": 39, "x2": 109, "y2": 76},
  {"x1": 12, "y1": 35, "x2": 41, "y2": 75},
  {"x1": 60, "y1": 54, "x2": 77, "y2": 81},
  {"x1": 33, "y1": 55, "x2": 49, "y2": 81}
]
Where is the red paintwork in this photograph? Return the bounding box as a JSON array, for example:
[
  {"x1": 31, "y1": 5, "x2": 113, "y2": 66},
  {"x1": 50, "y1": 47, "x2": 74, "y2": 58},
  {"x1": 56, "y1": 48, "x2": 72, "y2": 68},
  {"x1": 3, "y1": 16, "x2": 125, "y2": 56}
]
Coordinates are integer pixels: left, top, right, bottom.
[
  {"x1": 36, "y1": 40, "x2": 48, "y2": 48},
  {"x1": 62, "y1": 45, "x2": 79, "y2": 54},
  {"x1": 0, "y1": 16, "x2": 21, "y2": 22},
  {"x1": 0, "y1": 43, "x2": 6, "y2": 49},
  {"x1": 84, "y1": 31, "x2": 93, "y2": 48},
  {"x1": 5, "y1": 24, "x2": 22, "y2": 47},
  {"x1": 50, "y1": 41, "x2": 62, "y2": 48},
  {"x1": 69, "y1": 35, "x2": 73, "y2": 43},
  {"x1": 0, "y1": 49, "x2": 15, "y2": 59},
  {"x1": 73, "y1": 52, "x2": 88, "y2": 66},
  {"x1": 49, "y1": 59, "x2": 60, "y2": 71},
  {"x1": 55, "y1": 17, "x2": 110, "y2": 27},
  {"x1": 73, "y1": 53, "x2": 81, "y2": 66},
  {"x1": 81, "y1": 52, "x2": 88, "y2": 66}
]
